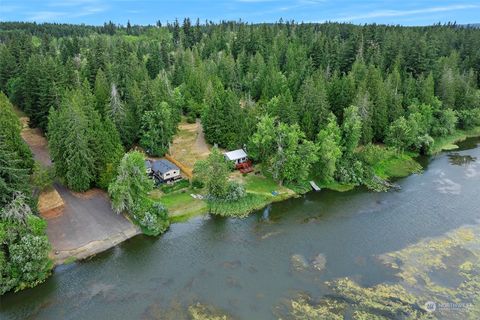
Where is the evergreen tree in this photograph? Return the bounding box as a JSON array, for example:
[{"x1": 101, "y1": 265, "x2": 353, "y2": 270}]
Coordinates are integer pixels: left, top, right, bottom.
[
  {"x1": 0, "y1": 137, "x2": 31, "y2": 207},
  {"x1": 296, "y1": 75, "x2": 330, "y2": 140},
  {"x1": 140, "y1": 101, "x2": 174, "y2": 157},
  {"x1": 0, "y1": 93, "x2": 33, "y2": 170},
  {"x1": 48, "y1": 90, "x2": 95, "y2": 192},
  {"x1": 202, "y1": 88, "x2": 243, "y2": 149},
  {"x1": 94, "y1": 69, "x2": 109, "y2": 115}
]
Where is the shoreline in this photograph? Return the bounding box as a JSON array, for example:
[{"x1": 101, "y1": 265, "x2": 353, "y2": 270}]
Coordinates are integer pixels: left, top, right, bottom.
[
  {"x1": 167, "y1": 130, "x2": 480, "y2": 224},
  {"x1": 51, "y1": 225, "x2": 141, "y2": 265},
  {"x1": 51, "y1": 129, "x2": 480, "y2": 269}
]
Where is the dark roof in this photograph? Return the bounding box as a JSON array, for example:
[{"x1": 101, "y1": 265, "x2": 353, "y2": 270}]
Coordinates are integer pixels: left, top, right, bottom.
[{"x1": 152, "y1": 159, "x2": 179, "y2": 174}]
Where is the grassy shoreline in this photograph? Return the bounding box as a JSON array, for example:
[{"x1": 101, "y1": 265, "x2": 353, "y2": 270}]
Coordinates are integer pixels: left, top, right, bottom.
[
  {"x1": 158, "y1": 155, "x2": 420, "y2": 223},
  {"x1": 430, "y1": 126, "x2": 480, "y2": 154},
  {"x1": 156, "y1": 129, "x2": 480, "y2": 223}
]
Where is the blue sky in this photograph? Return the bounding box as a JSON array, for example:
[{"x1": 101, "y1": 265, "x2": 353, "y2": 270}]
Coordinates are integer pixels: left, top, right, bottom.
[{"x1": 1, "y1": 0, "x2": 479, "y2": 26}]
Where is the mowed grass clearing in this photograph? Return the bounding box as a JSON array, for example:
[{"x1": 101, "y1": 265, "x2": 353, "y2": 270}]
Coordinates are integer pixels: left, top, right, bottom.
[
  {"x1": 243, "y1": 174, "x2": 294, "y2": 197},
  {"x1": 150, "y1": 188, "x2": 207, "y2": 221}
]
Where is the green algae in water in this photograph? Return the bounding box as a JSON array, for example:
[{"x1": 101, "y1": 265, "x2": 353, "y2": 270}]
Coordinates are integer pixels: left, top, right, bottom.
[
  {"x1": 188, "y1": 303, "x2": 232, "y2": 320},
  {"x1": 279, "y1": 279, "x2": 433, "y2": 319},
  {"x1": 281, "y1": 226, "x2": 480, "y2": 319},
  {"x1": 442, "y1": 144, "x2": 459, "y2": 151}
]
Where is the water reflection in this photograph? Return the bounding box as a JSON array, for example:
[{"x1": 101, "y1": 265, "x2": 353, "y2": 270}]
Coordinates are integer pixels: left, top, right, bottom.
[{"x1": 448, "y1": 153, "x2": 477, "y2": 166}]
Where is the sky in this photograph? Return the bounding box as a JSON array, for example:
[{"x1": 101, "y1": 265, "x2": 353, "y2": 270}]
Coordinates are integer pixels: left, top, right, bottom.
[{"x1": 0, "y1": 0, "x2": 479, "y2": 26}]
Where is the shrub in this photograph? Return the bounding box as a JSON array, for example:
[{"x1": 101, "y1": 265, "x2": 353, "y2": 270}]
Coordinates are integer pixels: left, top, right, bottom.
[
  {"x1": 160, "y1": 179, "x2": 190, "y2": 194},
  {"x1": 133, "y1": 199, "x2": 169, "y2": 236},
  {"x1": 191, "y1": 178, "x2": 204, "y2": 189},
  {"x1": 431, "y1": 109, "x2": 458, "y2": 137},
  {"x1": 225, "y1": 181, "x2": 246, "y2": 202},
  {"x1": 0, "y1": 193, "x2": 52, "y2": 294},
  {"x1": 359, "y1": 144, "x2": 388, "y2": 166},
  {"x1": 414, "y1": 134, "x2": 434, "y2": 155},
  {"x1": 336, "y1": 159, "x2": 364, "y2": 185}
]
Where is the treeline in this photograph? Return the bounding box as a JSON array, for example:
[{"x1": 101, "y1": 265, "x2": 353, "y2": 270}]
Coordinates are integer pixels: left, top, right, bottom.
[
  {"x1": 0, "y1": 21, "x2": 479, "y2": 188},
  {"x1": 0, "y1": 94, "x2": 52, "y2": 294}
]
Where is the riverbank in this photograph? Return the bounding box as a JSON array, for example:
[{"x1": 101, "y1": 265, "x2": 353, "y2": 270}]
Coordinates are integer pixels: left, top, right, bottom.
[
  {"x1": 155, "y1": 147, "x2": 422, "y2": 223},
  {"x1": 162, "y1": 127, "x2": 480, "y2": 223},
  {"x1": 430, "y1": 126, "x2": 480, "y2": 154}
]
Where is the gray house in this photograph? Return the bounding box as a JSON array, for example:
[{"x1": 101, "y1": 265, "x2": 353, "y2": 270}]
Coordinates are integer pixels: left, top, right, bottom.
[{"x1": 152, "y1": 159, "x2": 181, "y2": 182}]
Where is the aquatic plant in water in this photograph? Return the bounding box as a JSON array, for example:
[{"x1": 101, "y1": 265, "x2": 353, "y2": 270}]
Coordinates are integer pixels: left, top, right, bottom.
[{"x1": 280, "y1": 226, "x2": 480, "y2": 319}]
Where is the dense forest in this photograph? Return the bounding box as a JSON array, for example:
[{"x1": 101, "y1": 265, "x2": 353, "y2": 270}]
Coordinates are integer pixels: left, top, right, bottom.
[
  {"x1": 1, "y1": 19, "x2": 480, "y2": 294},
  {"x1": 0, "y1": 93, "x2": 51, "y2": 294},
  {"x1": 0, "y1": 19, "x2": 479, "y2": 194}
]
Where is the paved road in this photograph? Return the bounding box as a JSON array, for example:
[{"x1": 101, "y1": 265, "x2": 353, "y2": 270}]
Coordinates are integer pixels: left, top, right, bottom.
[{"x1": 46, "y1": 184, "x2": 138, "y2": 252}]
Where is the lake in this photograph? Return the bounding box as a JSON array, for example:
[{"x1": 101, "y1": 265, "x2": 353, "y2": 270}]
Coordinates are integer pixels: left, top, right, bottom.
[{"x1": 2, "y1": 138, "x2": 480, "y2": 319}]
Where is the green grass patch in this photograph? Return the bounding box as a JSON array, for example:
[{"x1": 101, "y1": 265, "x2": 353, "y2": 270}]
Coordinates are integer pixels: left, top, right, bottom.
[
  {"x1": 373, "y1": 152, "x2": 422, "y2": 180},
  {"x1": 63, "y1": 256, "x2": 77, "y2": 265},
  {"x1": 207, "y1": 193, "x2": 270, "y2": 217},
  {"x1": 244, "y1": 175, "x2": 282, "y2": 194},
  {"x1": 150, "y1": 188, "x2": 208, "y2": 222},
  {"x1": 285, "y1": 181, "x2": 311, "y2": 194},
  {"x1": 319, "y1": 181, "x2": 355, "y2": 192},
  {"x1": 442, "y1": 144, "x2": 459, "y2": 151}
]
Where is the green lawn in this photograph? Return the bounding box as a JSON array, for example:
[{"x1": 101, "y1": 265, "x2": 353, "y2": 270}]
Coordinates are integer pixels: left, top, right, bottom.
[
  {"x1": 208, "y1": 193, "x2": 270, "y2": 218},
  {"x1": 243, "y1": 174, "x2": 293, "y2": 196},
  {"x1": 319, "y1": 181, "x2": 355, "y2": 192},
  {"x1": 150, "y1": 188, "x2": 207, "y2": 221}
]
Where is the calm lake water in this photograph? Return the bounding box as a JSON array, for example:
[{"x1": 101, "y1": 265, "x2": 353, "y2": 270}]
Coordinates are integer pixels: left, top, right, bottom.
[{"x1": 2, "y1": 138, "x2": 480, "y2": 320}]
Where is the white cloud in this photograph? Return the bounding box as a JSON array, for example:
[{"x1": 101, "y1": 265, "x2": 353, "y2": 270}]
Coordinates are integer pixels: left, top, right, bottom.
[
  {"x1": 337, "y1": 4, "x2": 480, "y2": 22},
  {"x1": 27, "y1": 11, "x2": 66, "y2": 21}
]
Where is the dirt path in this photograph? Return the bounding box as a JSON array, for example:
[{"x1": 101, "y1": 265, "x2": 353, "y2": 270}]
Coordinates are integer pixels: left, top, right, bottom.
[
  {"x1": 194, "y1": 118, "x2": 210, "y2": 155},
  {"x1": 169, "y1": 119, "x2": 211, "y2": 170},
  {"x1": 20, "y1": 117, "x2": 52, "y2": 166}
]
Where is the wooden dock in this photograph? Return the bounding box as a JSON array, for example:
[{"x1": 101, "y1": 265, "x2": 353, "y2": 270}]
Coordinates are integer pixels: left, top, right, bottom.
[{"x1": 309, "y1": 181, "x2": 321, "y2": 191}]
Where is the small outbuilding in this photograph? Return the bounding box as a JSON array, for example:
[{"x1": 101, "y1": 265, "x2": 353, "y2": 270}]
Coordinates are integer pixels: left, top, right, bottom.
[
  {"x1": 152, "y1": 159, "x2": 181, "y2": 182},
  {"x1": 224, "y1": 149, "x2": 248, "y2": 165}
]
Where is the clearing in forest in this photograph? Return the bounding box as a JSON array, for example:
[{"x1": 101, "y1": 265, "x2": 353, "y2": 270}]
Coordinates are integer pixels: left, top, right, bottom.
[{"x1": 169, "y1": 119, "x2": 211, "y2": 172}]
